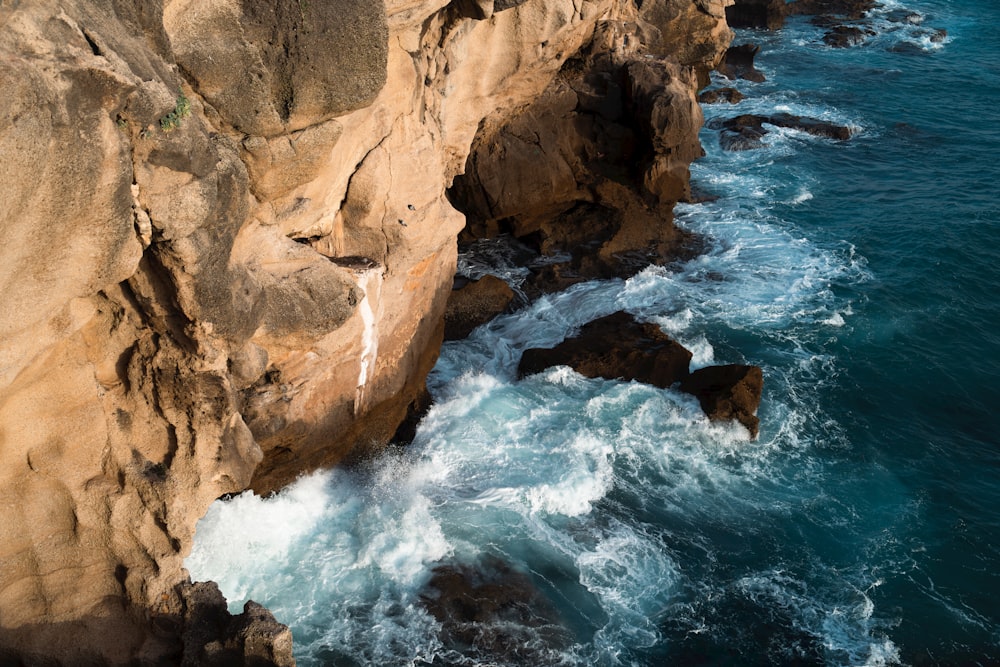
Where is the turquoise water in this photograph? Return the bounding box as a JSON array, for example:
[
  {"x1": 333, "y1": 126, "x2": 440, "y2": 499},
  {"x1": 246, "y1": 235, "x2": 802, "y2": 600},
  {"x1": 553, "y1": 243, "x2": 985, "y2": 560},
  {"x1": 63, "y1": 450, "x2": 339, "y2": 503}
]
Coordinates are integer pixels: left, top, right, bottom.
[{"x1": 187, "y1": 1, "x2": 1000, "y2": 664}]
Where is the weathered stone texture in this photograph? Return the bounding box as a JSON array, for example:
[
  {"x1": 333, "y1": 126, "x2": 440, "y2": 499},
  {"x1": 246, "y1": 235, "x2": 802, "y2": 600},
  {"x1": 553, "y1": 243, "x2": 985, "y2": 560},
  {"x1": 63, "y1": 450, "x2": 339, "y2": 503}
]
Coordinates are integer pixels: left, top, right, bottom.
[{"x1": 0, "y1": 0, "x2": 735, "y2": 663}]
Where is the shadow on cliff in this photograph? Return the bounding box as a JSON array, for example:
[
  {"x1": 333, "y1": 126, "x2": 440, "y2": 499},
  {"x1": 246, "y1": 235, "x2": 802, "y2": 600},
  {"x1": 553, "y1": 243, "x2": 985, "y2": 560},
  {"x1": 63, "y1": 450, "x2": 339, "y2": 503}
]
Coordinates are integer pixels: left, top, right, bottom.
[{"x1": 0, "y1": 581, "x2": 292, "y2": 667}]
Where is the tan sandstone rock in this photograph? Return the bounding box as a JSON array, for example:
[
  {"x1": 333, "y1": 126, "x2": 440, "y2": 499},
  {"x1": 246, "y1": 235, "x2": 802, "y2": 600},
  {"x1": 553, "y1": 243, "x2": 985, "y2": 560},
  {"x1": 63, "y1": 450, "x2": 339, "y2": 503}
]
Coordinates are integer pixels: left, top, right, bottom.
[{"x1": 0, "y1": 0, "x2": 734, "y2": 663}]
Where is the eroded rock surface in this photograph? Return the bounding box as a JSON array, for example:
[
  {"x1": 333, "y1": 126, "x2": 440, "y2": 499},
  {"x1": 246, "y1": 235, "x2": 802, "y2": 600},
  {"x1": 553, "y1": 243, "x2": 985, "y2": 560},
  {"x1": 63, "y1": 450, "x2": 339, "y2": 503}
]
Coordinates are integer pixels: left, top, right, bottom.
[
  {"x1": 450, "y1": 0, "x2": 732, "y2": 293},
  {"x1": 0, "y1": 0, "x2": 736, "y2": 662}
]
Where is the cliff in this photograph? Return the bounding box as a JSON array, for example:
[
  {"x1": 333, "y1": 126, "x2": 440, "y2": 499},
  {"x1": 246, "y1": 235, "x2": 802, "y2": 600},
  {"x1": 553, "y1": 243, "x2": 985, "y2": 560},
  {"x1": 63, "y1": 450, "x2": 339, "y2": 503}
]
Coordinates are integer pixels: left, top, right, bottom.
[{"x1": 0, "y1": 0, "x2": 731, "y2": 663}]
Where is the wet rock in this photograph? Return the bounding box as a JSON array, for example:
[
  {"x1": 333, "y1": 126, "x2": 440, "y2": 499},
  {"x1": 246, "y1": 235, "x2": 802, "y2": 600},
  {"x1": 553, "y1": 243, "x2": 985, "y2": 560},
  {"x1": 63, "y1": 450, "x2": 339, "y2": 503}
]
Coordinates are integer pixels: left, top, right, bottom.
[
  {"x1": 679, "y1": 365, "x2": 764, "y2": 438},
  {"x1": 519, "y1": 313, "x2": 763, "y2": 437},
  {"x1": 719, "y1": 125, "x2": 769, "y2": 151},
  {"x1": 718, "y1": 44, "x2": 766, "y2": 83},
  {"x1": 180, "y1": 581, "x2": 295, "y2": 667},
  {"x1": 823, "y1": 25, "x2": 875, "y2": 48},
  {"x1": 420, "y1": 556, "x2": 571, "y2": 663},
  {"x1": 725, "y1": 0, "x2": 788, "y2": 30},
  {"x1": 788, "y1": 0, "x2": 876, "y2": 20},
  {"x1": 708, "y1": 113, "x2": 853, "y2": 150},
  {"x1": 698, "y1": 87, "x2": 746, "y2": 104},
  {"x1": 519, "y1": 312, "x2": 693, "y2": 388},
  {"x1": 444, "y1": 275, "x2": 515, "y2": 340},
  {"x1": 885, "y1": 9, "x2": 923, "y2": 24}
]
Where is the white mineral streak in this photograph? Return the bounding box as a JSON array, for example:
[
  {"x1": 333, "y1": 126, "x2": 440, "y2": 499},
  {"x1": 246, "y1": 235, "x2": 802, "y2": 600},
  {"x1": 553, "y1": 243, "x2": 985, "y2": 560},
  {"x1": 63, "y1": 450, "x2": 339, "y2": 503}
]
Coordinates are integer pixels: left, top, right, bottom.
[{"x1": 354, "y1": 264, "x2": 385, "y2": 414}]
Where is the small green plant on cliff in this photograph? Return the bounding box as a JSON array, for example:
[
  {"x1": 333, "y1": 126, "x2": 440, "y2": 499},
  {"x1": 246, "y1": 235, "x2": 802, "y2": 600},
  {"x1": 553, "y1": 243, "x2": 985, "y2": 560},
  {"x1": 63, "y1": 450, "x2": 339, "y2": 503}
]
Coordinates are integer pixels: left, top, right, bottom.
[{"x1": 159, "y1": 93, "x2": 191, "y2": 132}]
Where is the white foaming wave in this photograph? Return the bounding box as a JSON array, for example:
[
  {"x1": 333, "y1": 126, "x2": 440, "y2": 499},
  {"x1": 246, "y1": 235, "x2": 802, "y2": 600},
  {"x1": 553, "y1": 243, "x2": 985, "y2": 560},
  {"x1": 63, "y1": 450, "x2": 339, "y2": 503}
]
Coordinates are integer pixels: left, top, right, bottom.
[
  {"x1": 186, "y1": 471, "x2": 339, "y2": 609},
  {"x1": 356, "y1": 494, "x2": 452, "y2": 584},
  {"x1": 737, "y1": 569, "x2": 901, "y2": 666},
  {"x1": 576, "y1": 524, "x2": 680, "y2": 651},
  {"x1": 789, "y1": 189, "x2": 814, "y2": 205},
  {"x1": 424, "y1": 371, "x2": 620, "y2": 520},
  {"x1": 671, "y1": 198, "x2": 870, "y2": 334},
  {"x1": 524, "y1": 433, "x2": 615, "y2": 517},
  {"x1": 822, "y1": 312, "x2": 847, "y2": 327}
]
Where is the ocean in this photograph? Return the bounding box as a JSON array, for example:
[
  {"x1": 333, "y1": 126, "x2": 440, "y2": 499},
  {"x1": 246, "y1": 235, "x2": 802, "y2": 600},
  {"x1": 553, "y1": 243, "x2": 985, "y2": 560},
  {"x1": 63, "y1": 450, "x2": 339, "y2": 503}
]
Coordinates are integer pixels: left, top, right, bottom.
[{"x1": 186, "y1": 1, "x2": 1000, "y2": 664}]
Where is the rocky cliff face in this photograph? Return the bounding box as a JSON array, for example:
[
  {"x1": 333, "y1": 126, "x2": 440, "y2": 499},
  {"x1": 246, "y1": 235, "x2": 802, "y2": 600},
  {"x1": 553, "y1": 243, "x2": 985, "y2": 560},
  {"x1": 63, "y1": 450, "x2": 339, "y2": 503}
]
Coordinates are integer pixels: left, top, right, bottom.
[{"x1": 0, "y1": 0, "x2": 730, "y2": 663}]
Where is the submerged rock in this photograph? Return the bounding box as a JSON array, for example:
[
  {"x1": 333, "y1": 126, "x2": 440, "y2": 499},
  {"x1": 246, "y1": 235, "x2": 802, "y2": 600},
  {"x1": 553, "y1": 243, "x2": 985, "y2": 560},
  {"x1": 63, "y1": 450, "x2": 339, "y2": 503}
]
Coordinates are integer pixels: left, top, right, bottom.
[
  {"x1": 709, "y1": 112, "x2": 853, "y2": 150},
  {"x1": 519, "y1": 312, "x2": 693, "y2": 388},
  {"x1": 444, "y1": 275, "x2": 515, "y2": 340},
  {"x1": 823, "y1": 25, "x2": 876, "y2": 48},
  {"x1": 420, "y1": 556, "x2": 571, "y2": 662},
  {"x1": 679, "y1": 365, "x2": 764, "y2": 438}
]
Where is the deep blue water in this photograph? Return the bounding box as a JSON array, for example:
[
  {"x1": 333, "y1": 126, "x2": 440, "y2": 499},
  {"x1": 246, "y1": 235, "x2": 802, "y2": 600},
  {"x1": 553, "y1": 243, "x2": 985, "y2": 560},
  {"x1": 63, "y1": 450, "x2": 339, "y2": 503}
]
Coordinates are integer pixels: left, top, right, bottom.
[{"x1": 188, "y1": 1, "x2": 1000, "y2": 664}]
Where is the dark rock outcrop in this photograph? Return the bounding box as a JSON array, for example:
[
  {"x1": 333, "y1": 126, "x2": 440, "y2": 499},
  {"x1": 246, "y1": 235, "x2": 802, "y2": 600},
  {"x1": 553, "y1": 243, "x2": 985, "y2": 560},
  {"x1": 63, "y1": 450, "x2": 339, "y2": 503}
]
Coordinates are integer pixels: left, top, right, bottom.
[
  {"x1": 444, "y1": 275, "x2": 515, "y2": 340},
  {"x1": 679, "y1": 365, "x2": 764, "y2": 438},
  {"x1": 726, "y1": 0, "x2": 788, "y2": 30},
  {"x1": 699, "y1": 87, "x2": 746, "y2": 104},
  {"x1": 717, "y1": 43, "x2": 766, "y2": 83},
  {"x1": 519, "y1": 312, "x2": 693, "y2": 388},
  {"x1": 420, "y1": 556, "x2": 571, "y2": 662},
  {"x1": 788, "y1": 0, "x2": 877, "y2": 21},
  {"x1": 519, "y1": 312, "x2": 763, "y2": 436},
  {"x1": 823, "y1": 25, "x2": 875, "y2": 47},
  {"x1": 179, "y1": 581, "x2": 295, "y2": 667},
  {"x1": 708, "y1": 113, "x2": 854, "y2": 150}
]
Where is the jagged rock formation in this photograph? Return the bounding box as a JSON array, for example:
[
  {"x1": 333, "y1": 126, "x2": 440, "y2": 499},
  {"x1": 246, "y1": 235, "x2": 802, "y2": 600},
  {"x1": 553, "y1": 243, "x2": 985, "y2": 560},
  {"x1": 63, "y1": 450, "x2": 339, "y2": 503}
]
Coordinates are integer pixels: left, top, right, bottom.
[
  {"x1": 707, "y1": 112, "x2": 853, "y2": 150},
  {"x1": 449, "y1": 0, "x2": 733, "y2": 292},
  {"x1": 680, "y1": 364, "x2": 764, "y2": 438},
  {"x1": 518, "y1": 312, "x2": 763, "y2": 435},
  {"x1": 0, "y1": 0, "x2": 732, "y2": 663},
  {"x1": 519, "y1": 312, "x2": 694, "y2": 388}
]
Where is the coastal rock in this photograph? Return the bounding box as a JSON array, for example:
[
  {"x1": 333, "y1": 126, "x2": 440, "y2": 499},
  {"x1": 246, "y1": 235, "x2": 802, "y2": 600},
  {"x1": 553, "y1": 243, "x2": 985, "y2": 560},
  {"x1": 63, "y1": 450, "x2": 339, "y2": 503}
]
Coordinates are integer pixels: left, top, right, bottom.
[
  {"x1": 179, "y1": 581, "x2": 295, "y2": 667},
  {"x1": 518, "y1": 313, "x2": 763, "y2": 435},
  {"x1": 450, "y1": 0, "x2": 730, "y2": 293},
  {"x1": 420, "y1": 556, "x2": 571, "y2": 662},
  {"x1": 823, "y1": 25, "x2": 875, "y2": 48},
  {"x1": 709, "y1": 112, "x2": 853, "y2": 150},
  {"x1": 0, "y1": 0, "x2": 739, "y2": 662},
  {"x1": 519, "y1": 312, "x2": 693, "y2": 388},
  {"x1": 788, "y1": 0, "x2": 876, "y2": 20},
  {"x1": 444, "y1": 275, "x2": 515, "y2": 340},
  {"x1": 679, "y1": 365, "x2": 764, "y2": 437},
  {"x1": 718, "y1": 43, "x2": 767, "y2": 83},
  {"x1": 699, "y1": 87, "x2": 746, "y2": 104},
  {"x1": 725, "y1": 0, "x2": 788, "y2": 29}
]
